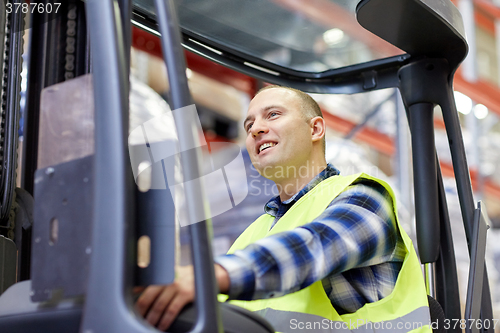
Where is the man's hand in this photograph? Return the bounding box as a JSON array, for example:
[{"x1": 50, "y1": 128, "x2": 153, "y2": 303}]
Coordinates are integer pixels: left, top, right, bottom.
[{"x1": 135, "y1": 264, "x2": 230, "y2": 331}]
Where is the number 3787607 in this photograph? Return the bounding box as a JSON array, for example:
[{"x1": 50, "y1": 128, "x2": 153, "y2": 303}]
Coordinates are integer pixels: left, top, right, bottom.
[
  {"x1": 443, "y1": 319, "x2": 499, "y2": 330},
  {"x1": 6, "y1": 2, "x2": 61, "y2": 14}
]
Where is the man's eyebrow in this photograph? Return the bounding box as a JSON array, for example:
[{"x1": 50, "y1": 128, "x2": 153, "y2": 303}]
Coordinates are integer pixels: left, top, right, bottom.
[{"x1": 243, "y1": 105, "x2": 283, "y2": 129}]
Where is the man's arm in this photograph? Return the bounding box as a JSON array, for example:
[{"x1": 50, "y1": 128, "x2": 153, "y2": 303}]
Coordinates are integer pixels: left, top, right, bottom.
[
  {"x1": 135, "y1": 264, "x2": 230, "y2": 331},
  {"x1": 214, "y1": 180, "x2": 404, "y2": 300},
  {"x1": 135, "y1": 180, "x2": 402, "y2": 329}
]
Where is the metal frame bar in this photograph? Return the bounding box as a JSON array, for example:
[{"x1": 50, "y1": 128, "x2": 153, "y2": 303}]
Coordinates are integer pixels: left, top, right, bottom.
[
  {"x1": 22, "y1": 8, "x2": 45, "y2": 197},
  {"x1": 0, "y1": 1, "x2": 24, "y2": 225},
  {"x1": 435, "y1": 160, "x2": 462, "y2": 325},
  {"x1": 153, "y1": 0, "x2": 222, "y2": 331},
  {"x1": 440, "y1": 80, "x2": 494, "y2": 333},
  {"x1": 81, "y1": 0, "x2": 155, "y2": 332},
  {"x1": 406, "y1": 101, "x2": 440, "y2": 264},
  {"x1": 465, "y1": 202, "x2": 490, "y2": 333}
]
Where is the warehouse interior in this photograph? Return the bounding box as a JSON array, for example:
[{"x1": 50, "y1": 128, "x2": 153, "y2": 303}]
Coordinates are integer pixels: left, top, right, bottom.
[{"x1": 1, "y1": 0, "x2": 499, "y2": 331}]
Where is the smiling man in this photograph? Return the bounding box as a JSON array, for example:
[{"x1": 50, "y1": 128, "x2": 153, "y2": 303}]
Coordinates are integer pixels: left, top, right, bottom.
[{"x1": 136, "y1": 86, "x2": 431, "y2": 332}]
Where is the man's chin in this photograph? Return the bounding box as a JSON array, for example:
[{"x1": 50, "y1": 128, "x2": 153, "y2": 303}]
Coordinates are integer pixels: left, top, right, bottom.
[{"x1": 253, "y1": 163, "x2": 282, "y2": 181}]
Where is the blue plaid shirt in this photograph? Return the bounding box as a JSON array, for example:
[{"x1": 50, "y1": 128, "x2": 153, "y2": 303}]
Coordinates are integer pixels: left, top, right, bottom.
[{"x1": 215, "y1": 164, "x2": 406, "y2": 315}]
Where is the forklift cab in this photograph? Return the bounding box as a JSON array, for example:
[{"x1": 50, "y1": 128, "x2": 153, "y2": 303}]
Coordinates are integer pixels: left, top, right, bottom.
[{"x1": 0, "y1": 0, "x2": 494, "y2": 332}]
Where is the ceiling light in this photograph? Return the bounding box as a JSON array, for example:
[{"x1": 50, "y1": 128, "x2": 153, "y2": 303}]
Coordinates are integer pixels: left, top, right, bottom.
[
  {"x1": 454, "y1": 91, "x2": 472, "y2": 115},
  {"x1": 323, "y1": 28, "x2": 344, "y2": 46},
  {"x1": 473, "y1": 104, "x2": 488, "y2": 119}
]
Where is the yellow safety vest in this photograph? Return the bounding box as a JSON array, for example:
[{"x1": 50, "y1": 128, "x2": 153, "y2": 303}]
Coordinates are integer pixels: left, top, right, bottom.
[{"x1": 220, "y1": 173, "x2": 431, "y2": 333}]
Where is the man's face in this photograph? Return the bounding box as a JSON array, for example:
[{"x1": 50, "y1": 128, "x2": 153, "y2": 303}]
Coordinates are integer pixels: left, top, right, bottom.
[{"x1": 244, "y1": 88, "x2": 314, "y2": 180}]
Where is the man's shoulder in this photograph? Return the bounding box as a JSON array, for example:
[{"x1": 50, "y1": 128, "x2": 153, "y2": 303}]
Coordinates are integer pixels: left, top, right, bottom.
[{"x1": 324, "y1": 174, "x2": 395, "y2": 210}]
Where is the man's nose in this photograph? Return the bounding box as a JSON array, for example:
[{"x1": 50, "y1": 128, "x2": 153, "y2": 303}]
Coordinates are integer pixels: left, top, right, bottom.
[{"x1": 250, "y1": 119, "x2": 268, "y2": 137}]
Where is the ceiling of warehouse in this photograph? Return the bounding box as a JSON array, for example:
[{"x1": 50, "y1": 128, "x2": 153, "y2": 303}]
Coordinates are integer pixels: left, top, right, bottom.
[{"x1": 130, "y1": 0, "x2": 500, "y2": 210}]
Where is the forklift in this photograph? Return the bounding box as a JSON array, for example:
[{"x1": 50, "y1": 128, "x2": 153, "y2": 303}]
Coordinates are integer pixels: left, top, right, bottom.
[{"x1": 0, "y1": 0, "x2": 494, "y2": 332}]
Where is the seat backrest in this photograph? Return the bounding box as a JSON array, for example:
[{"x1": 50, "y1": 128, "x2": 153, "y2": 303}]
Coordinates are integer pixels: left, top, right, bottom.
[{"x1": 428, "y1": 295, "x2": 446, "y2": 333}]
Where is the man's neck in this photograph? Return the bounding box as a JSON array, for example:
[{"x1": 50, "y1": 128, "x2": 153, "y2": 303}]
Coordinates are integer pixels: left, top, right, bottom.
[{"x1": 275, "y1": 162, "x2": 328, "y2": 202}]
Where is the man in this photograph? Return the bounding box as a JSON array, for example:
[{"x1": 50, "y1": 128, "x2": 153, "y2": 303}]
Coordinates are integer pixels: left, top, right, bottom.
[{"x1": 136, "y1": 86, "x2": 430, "y2": 332}]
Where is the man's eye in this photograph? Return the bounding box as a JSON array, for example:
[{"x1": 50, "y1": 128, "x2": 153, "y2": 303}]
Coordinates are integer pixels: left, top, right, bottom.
[
  {"x1": 246, "y1": 123, "x2": 253, "y2": 132},
  {"x1": 269, "y1": 112, "x2": 278, "y2": 117}
]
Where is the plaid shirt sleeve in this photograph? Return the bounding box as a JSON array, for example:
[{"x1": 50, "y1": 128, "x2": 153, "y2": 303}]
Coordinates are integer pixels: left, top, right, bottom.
[{"x1": 214, "y1": 179, "x2": 403, "y2": 301}]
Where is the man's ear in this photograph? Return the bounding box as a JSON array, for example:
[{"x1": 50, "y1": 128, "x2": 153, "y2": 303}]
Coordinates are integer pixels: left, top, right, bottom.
[{"x1": 310, "y1": 116, "x2": 326, "y2": 143}]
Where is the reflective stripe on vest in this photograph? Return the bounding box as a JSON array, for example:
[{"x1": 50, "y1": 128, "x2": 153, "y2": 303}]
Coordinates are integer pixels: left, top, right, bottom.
[
  {"x1": 223, "y1": 173, "x2": 431, "y2": 333},
  {"x1": 255, "y1": 306, "x2": 430, "y2": 333}
]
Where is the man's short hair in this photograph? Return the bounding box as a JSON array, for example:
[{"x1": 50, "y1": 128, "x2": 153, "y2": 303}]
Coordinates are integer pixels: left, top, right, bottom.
[{"x1": 255, "y1": 85, "x2": 326, "y2": 153}]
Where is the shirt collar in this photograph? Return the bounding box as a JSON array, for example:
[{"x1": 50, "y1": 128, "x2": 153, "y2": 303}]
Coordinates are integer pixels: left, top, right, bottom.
[{"x1": 264, "y1": 163, "x2": 340, "y2": 216}]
